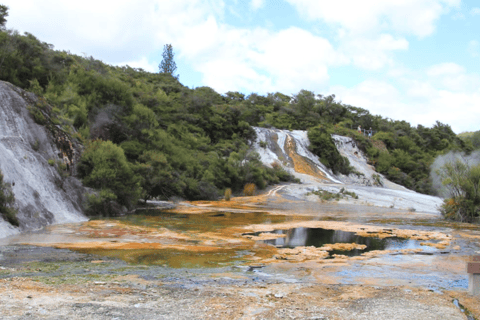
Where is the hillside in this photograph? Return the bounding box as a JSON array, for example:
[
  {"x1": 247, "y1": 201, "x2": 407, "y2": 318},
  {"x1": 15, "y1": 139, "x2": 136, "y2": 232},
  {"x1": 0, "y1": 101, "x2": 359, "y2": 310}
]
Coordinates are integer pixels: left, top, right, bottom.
[{"x1": 0, "y1": 16, "x2": 472, "y2": 224}]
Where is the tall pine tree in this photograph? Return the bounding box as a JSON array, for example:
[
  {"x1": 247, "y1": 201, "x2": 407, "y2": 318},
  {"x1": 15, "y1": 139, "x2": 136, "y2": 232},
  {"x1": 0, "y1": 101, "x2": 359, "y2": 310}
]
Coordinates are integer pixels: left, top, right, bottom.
[
  {"x1": 159, "y1": 44, "x2": 178, "y2": 78},
  {"x1": 0, "y1": 4, "x2": 8, "y2": 29}
]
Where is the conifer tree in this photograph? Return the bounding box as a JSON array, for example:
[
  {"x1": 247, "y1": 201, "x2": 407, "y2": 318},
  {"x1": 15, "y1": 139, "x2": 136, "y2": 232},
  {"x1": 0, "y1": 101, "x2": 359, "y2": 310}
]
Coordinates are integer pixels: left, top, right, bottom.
[
  {"x1": 0, "y1": 4, "x2": 8, "y2": 29},
  {"x1": 159, "y1": 44, "x2": 178, "y2": 78}
]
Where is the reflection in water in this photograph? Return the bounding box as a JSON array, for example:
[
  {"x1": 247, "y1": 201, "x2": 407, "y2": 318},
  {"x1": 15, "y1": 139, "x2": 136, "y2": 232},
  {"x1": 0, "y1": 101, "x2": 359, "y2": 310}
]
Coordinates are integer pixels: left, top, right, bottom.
[
  {"x1": 260, "y1": 228, "x2": 438, "y2": 257},
  {"x1": 75, "y1": 210, "x2": 309, "y2": 268},
  {"x1": 107, "y1": 210, "x2": 303, "y2": 233}
]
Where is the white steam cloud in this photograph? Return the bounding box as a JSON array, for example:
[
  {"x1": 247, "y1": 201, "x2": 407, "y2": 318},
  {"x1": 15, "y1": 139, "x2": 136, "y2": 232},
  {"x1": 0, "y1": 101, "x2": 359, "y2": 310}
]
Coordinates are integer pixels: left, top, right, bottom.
[{"x1": 430, "y1": 150, "x2": 480, "y2": 198}]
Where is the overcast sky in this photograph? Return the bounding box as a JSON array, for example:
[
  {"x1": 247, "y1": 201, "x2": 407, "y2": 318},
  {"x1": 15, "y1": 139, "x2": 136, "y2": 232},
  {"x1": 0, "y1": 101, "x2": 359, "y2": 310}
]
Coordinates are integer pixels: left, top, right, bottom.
[{"x1": 3, "y1": 0, "x2": 480, "y2": 133}]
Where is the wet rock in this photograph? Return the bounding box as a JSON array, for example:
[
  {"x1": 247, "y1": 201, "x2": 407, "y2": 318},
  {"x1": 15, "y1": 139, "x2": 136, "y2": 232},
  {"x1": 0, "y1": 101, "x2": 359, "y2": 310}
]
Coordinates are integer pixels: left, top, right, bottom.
[{"x1": 0, "y1": 81, "x2": 88, "y2": 236}]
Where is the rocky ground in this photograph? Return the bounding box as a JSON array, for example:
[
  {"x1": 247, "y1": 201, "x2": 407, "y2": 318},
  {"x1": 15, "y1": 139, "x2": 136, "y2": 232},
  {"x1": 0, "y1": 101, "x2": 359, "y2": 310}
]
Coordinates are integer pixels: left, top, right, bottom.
[
  {"x1": 0, "y1": 244, "x2": 477, "y2": 320},
  {"x1": 1, "y1": 188, "x2": 480, "y2": 319}
]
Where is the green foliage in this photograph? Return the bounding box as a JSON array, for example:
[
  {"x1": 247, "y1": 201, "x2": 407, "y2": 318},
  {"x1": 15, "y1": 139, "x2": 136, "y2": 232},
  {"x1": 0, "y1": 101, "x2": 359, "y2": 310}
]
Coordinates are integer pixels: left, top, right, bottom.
[
  {"x1": 310, "y1": 188, "x2": 358, "y2": 201},
  {"x1": 27, "y1": 105, "x2": 47, "y2": 125},
  {"x1": 339, "y1": 187, "x2": 359, "y2": 199},
  {"x1": 136, "y1": 150, "x2": 175, "y2": 201},
  {"x1": 307, "y1": 125, "x2": 351, "y2": 175},
  {"x1": 55, "y1": 160, "x2": 69, "y2": 179},
  {"x1": 459, "y1": 130, "x2": 480, "y2": 150},
  {"x1": 438, "y1": 159, "x2": 480, "y2": 222},
  {"x1": 84, "y1": 189, "x2": 120, "y2": 217},
  {"x1": 0, "y1": 4, "x2": 8, "y2": 29},
  {"x1": 47, "y1": 159, "x2": 55, "y2": 166},
  {"x1": 78, "y1": 140, "x2": 141, "y2": 209},
  {"x1": 373, "y1": 131, "x2": 395, "y2": 149},
  {"x1": 372, "y1": 174, "x2": 383, "y2": 187},
  {"x1": 310, "y1": 189, "x2": 341, "y2": 201},
  {"x1": 0, "y1": 169, "x2": 19, "y2": 226},
  {"x1": 31, "y1": 139, "x2": 40, "y2": 151}
]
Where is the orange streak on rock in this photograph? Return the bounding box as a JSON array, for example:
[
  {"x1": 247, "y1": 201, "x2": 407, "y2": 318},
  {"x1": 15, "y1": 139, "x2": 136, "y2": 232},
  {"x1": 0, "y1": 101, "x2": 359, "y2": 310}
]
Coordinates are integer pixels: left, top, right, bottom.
[{"x1": 284, "y1": 135, "x2": 328, "y2": 181}]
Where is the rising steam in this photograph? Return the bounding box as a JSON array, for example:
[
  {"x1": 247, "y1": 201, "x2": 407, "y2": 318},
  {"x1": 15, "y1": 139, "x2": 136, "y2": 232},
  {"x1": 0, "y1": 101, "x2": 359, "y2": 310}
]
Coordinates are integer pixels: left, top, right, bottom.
[{"x1": 430, "y1": 150, "x2": 480, "y2": 198}]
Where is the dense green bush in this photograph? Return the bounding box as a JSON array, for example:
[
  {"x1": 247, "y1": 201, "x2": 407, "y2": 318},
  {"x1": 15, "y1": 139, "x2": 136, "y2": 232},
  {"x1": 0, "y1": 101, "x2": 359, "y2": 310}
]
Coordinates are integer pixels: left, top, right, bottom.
[
  {"x1": 0, "y1": 169, "x2": 19, "y2": 226},
  {"x1": 459, "y1": 130, "x2": 480, "y2": 150},
  {"x1": 438, "y1": 159, "x2": 480, "y2": 222},
  {"x1": 307, "y1": 125, "x2": 351, "y2": 175},
  {"x1": 78, "y1": 140, "x2": 141, "y2": 210},
  {"x1": 84, "y1": 189, "x2": 120, "y2": 217}
]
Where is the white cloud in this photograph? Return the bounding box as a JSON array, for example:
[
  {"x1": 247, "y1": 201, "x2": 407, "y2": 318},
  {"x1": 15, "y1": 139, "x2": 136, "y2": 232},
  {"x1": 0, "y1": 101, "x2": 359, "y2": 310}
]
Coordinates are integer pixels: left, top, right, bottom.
[
  {"x1": 427, "y1": 62, "x2": 464, "y2": 76},
  {"x1": 115, "y1": 57, "x2": 158, "y2": 73},
  {"x1": 285, "y1": 0, "x2": 459, "y2": 38},
  {"x1": 250, "y1": 0, "x2": 265, "y2": 11},
  {"x1": 332, "y1": 63, "x2": 480, "y2": 133},
  {"x1": 3, "y1": 0, "x2": 225, "y2": 64},
  {"x1": 182, "y1": 26, "x2": 337, "y2": 94},
  {"x1": 470, "y1": 7, "x2": 480, "y2": 15},
  {"x1": 425, "y1": 63, "x2": 480, "y2": 92},
  {"x1": 340, "y1": 34, "x2": 408, "y2": 70},
  {"x1": 332, "y1": 80, "x2": 407, "y2": 120},
  {"x1": 251, "y1": 27, "x2": 337, "y2": 92}
]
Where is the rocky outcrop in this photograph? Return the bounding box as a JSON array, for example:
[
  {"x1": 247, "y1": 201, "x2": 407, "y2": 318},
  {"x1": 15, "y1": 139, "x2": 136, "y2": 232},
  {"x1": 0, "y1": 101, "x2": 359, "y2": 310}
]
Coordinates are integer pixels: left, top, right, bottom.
[
  {"x1": 253, "y1": 127, "x2": 341, "y2": 184},
  {"x1": 252, "y1": 127, "x2": 443, "y2": 214},
  {"x1": 0, "y1": 81, "x2": 87, "y2": 238}
]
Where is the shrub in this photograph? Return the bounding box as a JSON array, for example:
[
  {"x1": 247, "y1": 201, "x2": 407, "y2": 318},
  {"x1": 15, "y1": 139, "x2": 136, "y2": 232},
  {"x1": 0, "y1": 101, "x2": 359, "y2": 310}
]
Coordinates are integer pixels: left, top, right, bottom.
[
  {"x1": 308, "y1": 125, "x2": 351, "y2": 175},
  {"x1": 243, "y1": 183, "x2": 256, "y2": 196},
  {"x1": 310, "y1": 188, "x2": 358, "y2": 201},
  {"x1": 78, "y1": 140, "x2": 141, "y2": 208},
  {"x1": 310, "y1": 189, "x2": 341, "y2": 201},
  {"x1": 31, "y1": 139, "x2": 40, "y2": 151},
  {"x1": 372, "y1": 174, "x2": 383, "y2": 187},
  {"x1": 28, "y1": 106, "x2": 47, "y2": 125},
  {"x1": 0, "y1": 170, "x2": 19, "y2": 226},
  {"x1": 56, "y1": 160, "x2": 69, "y2": 179},
  {"x1": 339, "y1": 188, "x2": 359, "y2": 199},
  {"x1": 438, "y1": 159, "x2": 480, "y2": 222},
  {"x1": 224, "y1": 188, "x2": 232, "y2": 201},
  {"x1": 271, "y1": 162, "x2": 280, "y2": 169},
  {"x1": 48, "y1": 159, "x2": 55, "y2": 166},
  {"x1": 84, "y1": 189, "x2": 121, "y2": 217}
]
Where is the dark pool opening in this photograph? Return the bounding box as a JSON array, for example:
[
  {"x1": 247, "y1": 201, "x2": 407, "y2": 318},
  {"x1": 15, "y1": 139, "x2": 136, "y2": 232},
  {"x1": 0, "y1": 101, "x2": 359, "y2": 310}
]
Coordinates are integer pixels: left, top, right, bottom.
[{"x1": 247, "y1": 227, "x2": 439, "y2": 257}]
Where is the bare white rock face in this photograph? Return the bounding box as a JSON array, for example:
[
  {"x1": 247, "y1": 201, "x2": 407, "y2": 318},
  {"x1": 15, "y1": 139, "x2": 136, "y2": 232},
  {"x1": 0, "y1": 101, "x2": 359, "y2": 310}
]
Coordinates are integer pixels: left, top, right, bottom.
[
  {"x1": 0, "y1": 81, "x2": 87, "y2": 238},
  {"x1": 252, "y1": 127, "x2": 443, "y2": 215}
]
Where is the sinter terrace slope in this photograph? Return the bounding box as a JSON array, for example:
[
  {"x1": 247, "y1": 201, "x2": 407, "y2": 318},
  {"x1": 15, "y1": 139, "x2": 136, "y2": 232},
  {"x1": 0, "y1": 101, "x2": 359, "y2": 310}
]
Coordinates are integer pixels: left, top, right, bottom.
[
  {"x1": 253, "y1": 127, "x2": 443, "y2": 215},
  {"x1": 0, "y1": 81, "x2": 87, "y2": 238}
]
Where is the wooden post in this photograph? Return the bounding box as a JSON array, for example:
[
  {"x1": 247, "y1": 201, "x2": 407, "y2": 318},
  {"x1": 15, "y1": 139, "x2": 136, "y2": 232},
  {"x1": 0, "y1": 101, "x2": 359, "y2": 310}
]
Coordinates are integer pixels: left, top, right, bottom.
[{"x1": 467, "y1": 256, "x2": 480, "y2": 296}]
